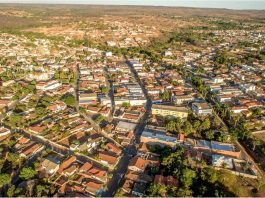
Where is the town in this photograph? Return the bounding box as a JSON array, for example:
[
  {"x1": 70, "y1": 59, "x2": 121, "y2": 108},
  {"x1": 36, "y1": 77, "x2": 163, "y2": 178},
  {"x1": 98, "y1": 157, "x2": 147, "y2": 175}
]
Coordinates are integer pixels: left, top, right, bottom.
[{"x1": 0, "y1": 4, "x2": 265, "y2": 198}]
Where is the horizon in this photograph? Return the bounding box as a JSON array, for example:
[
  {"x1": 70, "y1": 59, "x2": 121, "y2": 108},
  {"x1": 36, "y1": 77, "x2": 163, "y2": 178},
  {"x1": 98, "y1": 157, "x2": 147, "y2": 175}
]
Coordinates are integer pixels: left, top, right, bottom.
[{"x1": 0, "y1": 0, "x2": 265, "y2": 10}]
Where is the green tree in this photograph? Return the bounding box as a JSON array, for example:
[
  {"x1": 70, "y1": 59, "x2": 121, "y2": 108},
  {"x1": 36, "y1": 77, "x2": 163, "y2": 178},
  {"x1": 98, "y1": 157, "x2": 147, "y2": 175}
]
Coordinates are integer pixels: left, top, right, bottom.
[
  {"x1": 36, "y1": 184, "x2": 46, "y2": 197},
  {"x1": 8, "y1": 113, "x2": 22, "y2": 127},
  {"x1": 166, "y1": 120, "x2": 177, "y2": 132},
  {"x1": 102, "y1": 86, "x2": 109, "y2": 94},
  {"x1": 0, "y1": 173, "x2": 10, "y2": 187},
  {"x1": 19, "y1": 167, "x2": 36, "y2": 180},
  {"x1": 177, "y1": 187, "x2": 193, "y2": 197},
  {"x1": 148, "y1": 184, "x2": 168, "y2": 197},
  {"x1": 162, "y1": 146, "x2": 185, "y2": 174},
  {"x1": 114, "y1": 188, "x2": 124, "y2": 197},
  {"x1": 162, "y1": 90, "x2": 170, "y2": 101},
  {"x1": 62, "y1": 94, "x2": 76, "y2": 107},
  {"x1": 7, "y1": 185, "x2": 16, "y2": 197},
  {"x1": 121, "y1": 102, "x2": 130, "y2": 108},
  {"x1": 7, "y1": 152, "x2": 20, "y2": 168},
  {"x1": 200, "y1": 118, "x2": 211, "y2": 131},
  {"x1": 180, "y1": 168, "x2": 196, "y2": 187},
  {"x1": 182, "y1": 121, "x2": 193, "y2": 135},
  {"x1": 205, "y1": 130, "x2": 215, "y2": 140}
]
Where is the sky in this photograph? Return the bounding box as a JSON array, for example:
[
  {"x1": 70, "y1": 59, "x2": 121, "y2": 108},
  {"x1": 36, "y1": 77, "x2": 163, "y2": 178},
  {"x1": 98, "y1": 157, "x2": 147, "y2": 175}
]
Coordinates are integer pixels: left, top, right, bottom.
[{"x1": 0, "y1": 0, "x2": 265, "y2": 10}]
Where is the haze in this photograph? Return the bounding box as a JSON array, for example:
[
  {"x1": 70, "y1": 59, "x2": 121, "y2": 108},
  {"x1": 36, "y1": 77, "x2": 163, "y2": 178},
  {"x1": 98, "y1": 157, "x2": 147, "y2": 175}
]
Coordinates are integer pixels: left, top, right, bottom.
[{"x1": 0, "y1": 0, "x2": 265, "y2": 10}]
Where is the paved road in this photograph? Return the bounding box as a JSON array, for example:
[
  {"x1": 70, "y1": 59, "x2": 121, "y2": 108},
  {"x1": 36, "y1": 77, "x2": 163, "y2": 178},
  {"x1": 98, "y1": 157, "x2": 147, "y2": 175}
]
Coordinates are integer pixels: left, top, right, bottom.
[
  {"x1": 103, "y1": 66, "x2": 115, "y2": 122},
  {"x1": 103, "y1": 58, "x2": 152, "y2": 196}
]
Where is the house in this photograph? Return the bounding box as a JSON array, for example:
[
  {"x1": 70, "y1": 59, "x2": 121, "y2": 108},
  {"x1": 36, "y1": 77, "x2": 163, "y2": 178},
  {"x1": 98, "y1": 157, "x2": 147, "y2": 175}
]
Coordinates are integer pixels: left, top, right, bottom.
[
  {"x1": 239, "y1": 83, "x2": 256, "y2": 93},
  {"x1": 48, "y1": 101, "x2": 67, "y2": 112},
  {"x1": 104, "y1": 142, "x2": 121, "y2": 156},
  {"x1": 58, "y1": 156, "x2": 77, "y2": 174},
  {"x1": 128, "y1": 156, "x2": 146, "y2": 173},
  {"x1": 125, "y1": 170, "x2": 153, "y2": 183},
  {"x1": 216, "y1": 94, "x2": 233, "y2": 103},
  {"x1": 0, "y1": 126, "x2": 11, "y2": 137},
  {"x1": 121, "y1": 179, "x2": 134, "y2": 194},
  {"x1": 129, "y1": 60, "x2": 143, "y2": 71},
  {"x1": 105, "y1": 51, "x2": 112, "y2": 57},
  {"x1": 2, "y1": 80, "x2": 15, "y2": 87},
  {"x1": 84, "y1": 179, "x2": 104, "y2": 196},
  {"x1": 152, "y1": 104, "x2": 188, "y2": 119},
  {"x1": 63, "y1": 164, "x2": 79, "y2": 176},
  {"x1": 164, "y1": 50, "x2": 173, "y2": 57},
  {"x1": 230, "y1": 105, "x2": 248, "y2": 114},
  {"x1": 98, "y1": 151, "x2": 118, "y2": 166},
  {"x1": 28, "y1": 125, "x2": 46, "y2": 134},
  {"x1": 0, "y1": 99, "x2": 14, "y2": 108},
  {"x1": 41, "y1": 156, "x2": 61, "y2": 176},
  {"x1": 20, "y1": 143, "x2": 44, "y2": 158},
  {"x1": 79, "y1": 162, "x2": 108, "y2": 182},
  {"x1": 173, "y1": 94, "x2": 194, "y2": 105},
  {"x1": 192, "y1": 102, "x2": 213, "y2": 115},
  {"x1": 36, "y1": 80, "x2": 62, "y2": 91}
]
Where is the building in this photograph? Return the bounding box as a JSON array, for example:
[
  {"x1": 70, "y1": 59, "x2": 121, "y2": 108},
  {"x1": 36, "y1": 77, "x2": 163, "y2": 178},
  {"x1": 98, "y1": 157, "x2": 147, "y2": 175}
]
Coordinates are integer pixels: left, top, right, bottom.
[
  {"x1": 128, "y1": 156, "x2": 146, "y2": 173},
  {"x1": 212, "y1": 154, "x2": 233, "y2": 169},
  {"x1": 41, "y1": 156, "x2": 61, "y2": 176},
  {"x1": 115, "y1": 121, "x2": 137, "y2": 133},
  {"x1": 152, "y1": 104, "x2": 188, "y2": 119},
  {"x1": 0, "y1": 126, "x2": 11, "y2": 137},
  {"x1": 192, "y1": 102, "x2": 213, "y2": 115},
  {"x1": 140, "y1": 126, "x2": 178, "y2": 147},
  {"x1": 36, "y1": 80, "x2": 62, "y2": 91}
]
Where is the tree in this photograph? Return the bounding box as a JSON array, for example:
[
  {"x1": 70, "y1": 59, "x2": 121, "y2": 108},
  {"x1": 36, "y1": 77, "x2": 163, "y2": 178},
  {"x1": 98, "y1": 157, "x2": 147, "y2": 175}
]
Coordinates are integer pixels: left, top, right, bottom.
[
  {"x1": 148, "y1": 184, "x2": 168, "y2": 197},
  {"x1": 7, "y1": 185, "x2": 16, "y2": 197},
  {"x1": 102, "y1": 86, "x2": 109, "y2": 94},
  {"x1": 166, "y1": 120, "x2": 177, "y2": 132},
  {"x1": 62, "y1": 94, "x2": 76, "y2": 107},
  {"x1": 162, "y1": 146, "x2": 185, "y2": 175},
  {"x1": 7, "y1": 152, "x2": 20, "y2": 168},
  {"x1": 205, "y1": 130, "x2": 215, "y2": 140},
  {"x1": 0, "y1": 173, "x2": 10, "y2": 187},
  {"x1": 202, "y1": 168, "x2": 218, "y2": 183},
  {"x1": 180, "y1": 168, "x2": 196, "y2": 187},
  {"x1": 256, "y1": 174, "x2": 265, "y2": 192},
  {"x1": 121, "y1": 102, "x2": 130, "y2": 108},
  {"x1": 114, "y1": 188, "x2": 124, "y2": 197},
  {"x1": 252, "y1": 138, "x2": 261, "y2": 151},
  {"x1": 177, "y1": 187, "x2": 193, "y2": 197},
  {"x1": 162, "y1": 90, "x2": 170, "y2": 101},
  {"x1": 36, "y1": 184, "x2": 46, "y2": 197},
  {"x1": 200, "y1": 118, "x2": 211, "y2": 131},
  {"x1": 8, "y1": 113, "x2": 22, "y2": 127},
  {"x1": 182, "y1": 121, "x2": 193, "y2": 135},
  {"x1": 19, "y1": 167, "x2": 36, "y2": 180}
]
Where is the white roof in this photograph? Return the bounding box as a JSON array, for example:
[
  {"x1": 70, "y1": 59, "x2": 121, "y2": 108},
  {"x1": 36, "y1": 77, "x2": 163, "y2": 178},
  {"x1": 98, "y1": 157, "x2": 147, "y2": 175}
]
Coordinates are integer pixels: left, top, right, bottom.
[{"x1": 116, "y1": 121, "x2": 137, "y2": 131}]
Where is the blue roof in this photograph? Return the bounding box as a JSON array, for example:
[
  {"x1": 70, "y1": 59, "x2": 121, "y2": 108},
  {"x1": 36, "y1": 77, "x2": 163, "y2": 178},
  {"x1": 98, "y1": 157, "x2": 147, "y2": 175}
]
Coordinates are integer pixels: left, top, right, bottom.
[
  {"x1": 142, "y1": 129, "x2": 177, "y2": 143},
  {"x1": 211, "y1": 141, "x2": 234, "y2": 151},
  {"x1": 197, "y1": 140, "x2": 211, "y2": 149}
]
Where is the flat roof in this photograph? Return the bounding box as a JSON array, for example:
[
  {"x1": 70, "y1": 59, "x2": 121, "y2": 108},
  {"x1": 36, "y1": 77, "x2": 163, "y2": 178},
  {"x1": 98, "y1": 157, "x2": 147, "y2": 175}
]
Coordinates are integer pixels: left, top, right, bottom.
[
  {"x1": 142, "y1": 129, "x2": 177, "y2": 143},
  {"x1": 211, "y1": 141, "x2": 234, "y2": 151},
  {"x1": 152, "y1": 104, "x2": 188, "y2": 112},
  {"x1": 116, "y1": 121, "x2": 137, "y2": 131}
]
